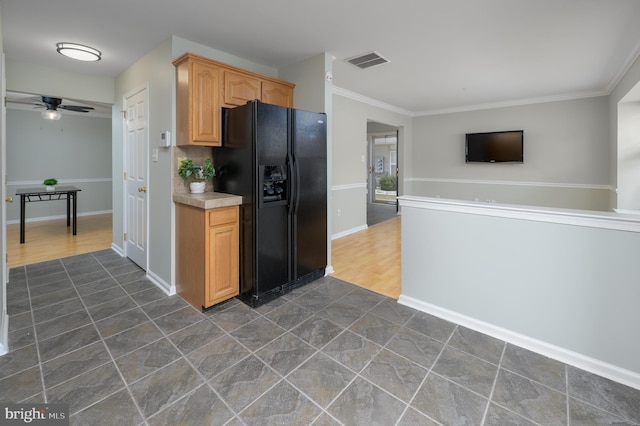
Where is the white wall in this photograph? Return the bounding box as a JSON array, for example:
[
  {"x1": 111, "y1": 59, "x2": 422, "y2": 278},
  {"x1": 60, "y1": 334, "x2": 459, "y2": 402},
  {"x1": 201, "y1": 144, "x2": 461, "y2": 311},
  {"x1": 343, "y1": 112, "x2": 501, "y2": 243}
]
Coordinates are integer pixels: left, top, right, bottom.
[
  {"x1": 614, "y1": 54, "x2": 640, "y2": 213},
  {"x1": 399, "y1": 197, "x2": 640, "y2": 389},
  {"x1": 114, "y1": 38, "x2": 175, "y2": 291},
  {"x1": 617, "y1": 100, "x2": 640, "y2": 210},
  {"x1": 410, "y1": 97, "x2": 613, "y2": 210},
  {"x1": 1, "y1": 2, "x2": 8, "y2": 355},
  {"x1": 611, "y1": 55, "x2": 640, "y2": 203},
  {"x1": 6, "y1": 61, "x2": 114, "y2": 105},
  {"x1": 6, "y1": 109, "x2": 112, "y2": 221}
]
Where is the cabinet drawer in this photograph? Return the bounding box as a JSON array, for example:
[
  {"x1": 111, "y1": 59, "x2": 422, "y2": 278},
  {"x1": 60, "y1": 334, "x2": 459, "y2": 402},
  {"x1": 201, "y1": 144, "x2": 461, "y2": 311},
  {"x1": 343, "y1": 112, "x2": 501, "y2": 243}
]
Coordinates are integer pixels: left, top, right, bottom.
[{"x1": 208, "y1": 206, "x2": 237, "y2": 227}]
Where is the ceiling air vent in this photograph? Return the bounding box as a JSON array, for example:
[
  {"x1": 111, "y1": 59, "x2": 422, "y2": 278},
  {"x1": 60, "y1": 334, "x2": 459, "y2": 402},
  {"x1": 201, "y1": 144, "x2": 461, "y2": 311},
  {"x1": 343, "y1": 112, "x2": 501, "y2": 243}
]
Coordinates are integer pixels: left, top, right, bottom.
[{"x1": 345, "y1": 51, "x2": 389, "y2": 69}]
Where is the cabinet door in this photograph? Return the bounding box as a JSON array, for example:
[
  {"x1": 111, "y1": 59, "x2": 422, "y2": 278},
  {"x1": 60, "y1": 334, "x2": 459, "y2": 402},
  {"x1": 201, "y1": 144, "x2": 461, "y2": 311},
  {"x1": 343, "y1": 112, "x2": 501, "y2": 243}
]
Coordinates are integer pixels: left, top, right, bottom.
[
  {"x1": 206, "y1": 209, "x2": 239, "y2": 307},
  {"x1": 191, "y1": 60, "x2": 221, "y2": 145},
  {"x1": 261, "y1": 80, "x2": 294, "y2": 107},
  {"x1": 224, "y1": 70, "x2": 261, "y2": 107}
]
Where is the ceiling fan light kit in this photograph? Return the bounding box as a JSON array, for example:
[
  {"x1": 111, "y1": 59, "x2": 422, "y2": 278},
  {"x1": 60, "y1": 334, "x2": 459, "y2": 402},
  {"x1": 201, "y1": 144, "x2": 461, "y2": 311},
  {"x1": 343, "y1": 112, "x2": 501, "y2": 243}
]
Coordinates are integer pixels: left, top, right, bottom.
[
  {"x1": 42, "y1": 109, "x2": 62, "y2": 120},
  {"x1": 56, "y1": 42, "x2": 101, "y2": 61}
]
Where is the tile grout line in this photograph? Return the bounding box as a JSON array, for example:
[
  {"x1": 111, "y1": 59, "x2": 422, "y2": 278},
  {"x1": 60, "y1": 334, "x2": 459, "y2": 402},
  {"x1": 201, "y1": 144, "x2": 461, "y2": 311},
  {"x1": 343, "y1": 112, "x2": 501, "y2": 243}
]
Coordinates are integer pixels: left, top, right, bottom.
[
  {"x1": 11, "y1": 254, "x2": 639, "y2": 425},
  {"x1": 566, "y1": 364, "x2": 571, "y2": 426},
  {"x1": 113, "y1": 278, "x2": 258, "y2": 423},
  {"x1": 91, "y1": 253, "x2": 221, "y2": 425},
  {"x1": 24, "y1": 263, "x2": 51, "y2": 404},
  {"x1": 279, "y1": 293, "x2": 415, "y2": 424},
  {"x1": 479, "y1": 341, "x2": 507, "y2": 425},
  {"x1": 399, "y1": 322, "x2": 459, "y2": 424},
  {"x1": 59, "y1": 253, "x2": 149, "y2": 422}
]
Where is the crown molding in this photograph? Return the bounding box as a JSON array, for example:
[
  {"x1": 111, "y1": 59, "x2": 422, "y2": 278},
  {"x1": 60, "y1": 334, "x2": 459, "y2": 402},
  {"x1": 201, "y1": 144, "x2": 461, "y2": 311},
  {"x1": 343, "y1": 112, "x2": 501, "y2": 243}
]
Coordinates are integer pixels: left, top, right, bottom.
[{"x1": 332, "y1": 86, "x2": 414, "y2": 117}]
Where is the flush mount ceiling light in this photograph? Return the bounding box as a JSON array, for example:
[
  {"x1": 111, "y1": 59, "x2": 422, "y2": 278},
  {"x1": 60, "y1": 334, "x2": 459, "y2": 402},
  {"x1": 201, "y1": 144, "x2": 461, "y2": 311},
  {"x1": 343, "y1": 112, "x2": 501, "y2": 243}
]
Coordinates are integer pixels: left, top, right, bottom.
[{"x1": 56, "y1": 42, "x2": 101, "y2": 62}]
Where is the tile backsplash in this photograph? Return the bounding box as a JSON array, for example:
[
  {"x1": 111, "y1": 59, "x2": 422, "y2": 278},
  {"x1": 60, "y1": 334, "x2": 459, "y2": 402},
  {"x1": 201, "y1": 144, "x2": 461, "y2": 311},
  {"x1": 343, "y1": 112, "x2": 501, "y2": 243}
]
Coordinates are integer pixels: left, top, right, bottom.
[{"x1": 173, "y1": 146, "x2": 215, "y2": 194}]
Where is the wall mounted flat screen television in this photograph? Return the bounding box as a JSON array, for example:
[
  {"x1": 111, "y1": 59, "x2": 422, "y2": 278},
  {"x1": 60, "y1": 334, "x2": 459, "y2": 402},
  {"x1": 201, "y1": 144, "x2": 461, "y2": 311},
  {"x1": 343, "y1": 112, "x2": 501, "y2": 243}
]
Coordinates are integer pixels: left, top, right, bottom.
[{"x1": 465, "y1": 130, "x2": 524, "y2": 163}]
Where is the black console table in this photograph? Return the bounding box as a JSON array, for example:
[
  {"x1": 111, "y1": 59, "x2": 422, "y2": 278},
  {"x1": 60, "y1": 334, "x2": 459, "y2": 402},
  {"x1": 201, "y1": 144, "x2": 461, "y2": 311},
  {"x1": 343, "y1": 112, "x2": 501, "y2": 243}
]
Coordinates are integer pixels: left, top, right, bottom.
[{"x1": 15, "y1": 186, "x2": 81, "y2": 244}]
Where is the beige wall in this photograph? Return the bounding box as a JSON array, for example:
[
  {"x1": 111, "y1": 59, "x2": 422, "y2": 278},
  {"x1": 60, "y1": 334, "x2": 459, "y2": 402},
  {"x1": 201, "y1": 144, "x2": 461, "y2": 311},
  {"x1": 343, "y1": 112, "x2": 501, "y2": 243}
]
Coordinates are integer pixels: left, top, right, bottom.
[
  {"x1": 331, "y1": 93, "x2": 412, "y2": 236},
  {"x1": 410, "y1": 97, "x2": 613, "y2": 210}
]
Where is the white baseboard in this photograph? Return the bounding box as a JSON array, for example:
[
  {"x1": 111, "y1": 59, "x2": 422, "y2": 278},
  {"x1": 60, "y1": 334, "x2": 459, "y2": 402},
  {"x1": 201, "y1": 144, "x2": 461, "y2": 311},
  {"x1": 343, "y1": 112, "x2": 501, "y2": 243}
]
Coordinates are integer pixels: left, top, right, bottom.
[
  {"x1": 398, "y1": 294, "x2": 640, "y2": 391},
  {"x1": 147, "y1": 269, "x2": 175, "y2": 296},
  {"x1": 110, "y1": 243, "x2": 124, "y2": 257},
  {"x1": 0, "y1": 311, "x2": 8, "y2": 356},
  {"x1": 331, "y1": 224, "x2": 368, "y2": 240},
  {"x1": 6, "y1": 210, "x2": 113, "y2": 225},
  {"x1": 108, "y1": 246, "x2": 174, "y2": 296}
]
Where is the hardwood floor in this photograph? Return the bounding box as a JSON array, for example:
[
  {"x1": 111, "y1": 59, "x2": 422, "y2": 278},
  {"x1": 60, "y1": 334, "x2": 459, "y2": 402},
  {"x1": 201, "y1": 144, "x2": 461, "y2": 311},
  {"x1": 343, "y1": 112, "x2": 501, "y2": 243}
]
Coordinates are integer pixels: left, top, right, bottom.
[
  {"x1": 6, "y1": 213, "x2": 113, "y2": 268},
  {"x1": 330, "y1": 215, "x2": 401, "y2": 299},
  {"x1": 5, "y1": 211, "x2": 401, "y2": 300}
]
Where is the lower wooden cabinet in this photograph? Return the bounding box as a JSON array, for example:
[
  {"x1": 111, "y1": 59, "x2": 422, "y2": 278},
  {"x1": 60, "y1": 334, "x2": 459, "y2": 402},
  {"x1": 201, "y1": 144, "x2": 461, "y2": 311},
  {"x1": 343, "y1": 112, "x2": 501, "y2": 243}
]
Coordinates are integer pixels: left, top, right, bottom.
[{"x1": 176, "y1": 204, "x2": 239, "y2": 310}]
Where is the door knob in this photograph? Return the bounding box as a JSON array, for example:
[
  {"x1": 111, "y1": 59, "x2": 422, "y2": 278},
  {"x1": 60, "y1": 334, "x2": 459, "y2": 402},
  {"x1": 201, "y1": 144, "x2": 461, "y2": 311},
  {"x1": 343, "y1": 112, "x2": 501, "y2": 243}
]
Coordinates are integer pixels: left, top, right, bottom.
[
  {"x1": 138, "y1": 187, "x2": 147, "y2": 193},
  {"x1": 5, "y1": 197, "x2": 13, "y2": 203}
]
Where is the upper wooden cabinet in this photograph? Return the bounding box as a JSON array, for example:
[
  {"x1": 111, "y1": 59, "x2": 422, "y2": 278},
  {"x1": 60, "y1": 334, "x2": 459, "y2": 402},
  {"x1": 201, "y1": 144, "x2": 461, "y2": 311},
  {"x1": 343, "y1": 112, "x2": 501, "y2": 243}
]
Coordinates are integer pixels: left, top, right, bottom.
[
  {"x1": 223, "y1": 70, "x2": 261, "y2": 107},
  {"x1": 262, "y1": 80, "x2": 294, "y2": 108},
  {"x1": 173, "y1": 53, "x2": 295, "y2": 146},
  {"x1": 174, "y1": 55, "x2": 221, "y2": 146}
]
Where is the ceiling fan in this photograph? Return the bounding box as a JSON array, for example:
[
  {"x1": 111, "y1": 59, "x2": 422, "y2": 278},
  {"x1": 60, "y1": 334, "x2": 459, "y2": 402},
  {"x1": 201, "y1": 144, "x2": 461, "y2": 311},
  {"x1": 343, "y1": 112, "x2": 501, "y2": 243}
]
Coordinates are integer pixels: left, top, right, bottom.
[
  {"x1": 41, "y1": 96, "x2": 94, "y2": 113},
  {"x1": 6, "y1": 94, "x2": 95, "y2": 119}
]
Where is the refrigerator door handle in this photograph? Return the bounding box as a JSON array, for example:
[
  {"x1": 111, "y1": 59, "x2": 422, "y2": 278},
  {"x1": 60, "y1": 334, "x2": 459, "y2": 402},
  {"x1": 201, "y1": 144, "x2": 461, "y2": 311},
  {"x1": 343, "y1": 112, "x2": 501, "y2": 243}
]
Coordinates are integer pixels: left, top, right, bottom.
[
  {"x1": 287, "y1": 153, "x2": 295, "y2": 215},
  {"x1": 293, "y1": 154, "x2": 301, "y2": 214}
]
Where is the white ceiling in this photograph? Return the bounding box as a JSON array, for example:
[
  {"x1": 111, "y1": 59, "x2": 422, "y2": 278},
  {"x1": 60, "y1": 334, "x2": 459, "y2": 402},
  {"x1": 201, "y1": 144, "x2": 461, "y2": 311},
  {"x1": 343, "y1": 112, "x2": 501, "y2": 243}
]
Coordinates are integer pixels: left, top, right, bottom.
[{"x1": 2, "y1": 0, "x2": 640, "y2": 114}]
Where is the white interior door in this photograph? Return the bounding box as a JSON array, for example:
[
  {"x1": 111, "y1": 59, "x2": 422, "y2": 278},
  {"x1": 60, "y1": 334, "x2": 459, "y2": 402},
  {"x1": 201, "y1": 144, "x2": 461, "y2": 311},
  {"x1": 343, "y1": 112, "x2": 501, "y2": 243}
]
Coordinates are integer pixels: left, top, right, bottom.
[
  {"x1": 1, "y1": 54, "x2": 8, "y2": 354},
  {"x1": 124, "y1": 87, "x2": 148, "y2": 269}
]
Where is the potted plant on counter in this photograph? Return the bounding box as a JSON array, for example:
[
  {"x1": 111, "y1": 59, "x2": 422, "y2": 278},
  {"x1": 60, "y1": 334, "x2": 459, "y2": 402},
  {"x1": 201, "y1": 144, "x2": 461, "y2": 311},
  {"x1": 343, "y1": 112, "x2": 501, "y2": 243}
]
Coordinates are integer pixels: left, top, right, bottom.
[
  {"x1": 178, "y1": 158, "x2": 215, "y2": 193},
  {"x1": 43, "y1": 178, "x2": 58, "y2": 191}
]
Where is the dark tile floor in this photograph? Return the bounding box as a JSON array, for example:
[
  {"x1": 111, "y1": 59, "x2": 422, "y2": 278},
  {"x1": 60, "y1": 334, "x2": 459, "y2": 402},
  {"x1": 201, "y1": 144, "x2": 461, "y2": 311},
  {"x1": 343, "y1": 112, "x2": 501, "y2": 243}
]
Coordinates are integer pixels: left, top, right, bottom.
[{"x1": 2, "y1": 250, "x2": 640, "y2": 425}]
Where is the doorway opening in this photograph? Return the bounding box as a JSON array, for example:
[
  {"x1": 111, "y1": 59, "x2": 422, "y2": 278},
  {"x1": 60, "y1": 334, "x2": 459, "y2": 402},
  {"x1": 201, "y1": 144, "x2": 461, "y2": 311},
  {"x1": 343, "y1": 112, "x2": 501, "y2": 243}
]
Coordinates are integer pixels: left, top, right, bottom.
[{"x1": 367, "y1": 121, "x2": 399, "y2": 226}]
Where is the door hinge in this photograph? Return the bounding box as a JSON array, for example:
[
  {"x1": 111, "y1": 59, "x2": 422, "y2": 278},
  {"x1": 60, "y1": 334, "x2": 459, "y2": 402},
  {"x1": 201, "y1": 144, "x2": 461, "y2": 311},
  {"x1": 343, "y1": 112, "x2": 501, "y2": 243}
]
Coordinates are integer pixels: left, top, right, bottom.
[
  {"x1": 124, "y1": 233, "x2": 127, "y2": 241},
  {"x1": 124, "y1": 172, "x2": 127, "y2": 180},
  {"x1": 122, "y1": 110, "x2": 127, "y2": 120}
]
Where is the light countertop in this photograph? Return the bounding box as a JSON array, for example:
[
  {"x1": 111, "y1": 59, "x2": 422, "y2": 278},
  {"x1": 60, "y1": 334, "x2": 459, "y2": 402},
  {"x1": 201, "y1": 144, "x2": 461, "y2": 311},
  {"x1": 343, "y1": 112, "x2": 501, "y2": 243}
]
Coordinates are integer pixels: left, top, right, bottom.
[{"x1": 173, "y1": 192, "x2": 243, "y2": 210}]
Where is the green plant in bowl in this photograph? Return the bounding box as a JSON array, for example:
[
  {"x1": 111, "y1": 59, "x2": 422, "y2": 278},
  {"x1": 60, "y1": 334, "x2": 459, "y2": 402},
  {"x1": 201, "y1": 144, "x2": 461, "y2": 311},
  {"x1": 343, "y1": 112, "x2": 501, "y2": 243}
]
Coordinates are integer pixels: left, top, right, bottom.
[{"x1": 178, "y1": 158, "x2": 215, "y2": 184}]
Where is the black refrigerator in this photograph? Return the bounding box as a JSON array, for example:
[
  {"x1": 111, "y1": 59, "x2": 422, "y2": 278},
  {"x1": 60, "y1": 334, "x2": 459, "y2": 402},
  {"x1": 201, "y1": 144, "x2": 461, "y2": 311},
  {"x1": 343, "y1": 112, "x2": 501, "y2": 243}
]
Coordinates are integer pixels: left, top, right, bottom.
[{"x1": 214, "y1": 100, "x2": 327, "y2": 307}]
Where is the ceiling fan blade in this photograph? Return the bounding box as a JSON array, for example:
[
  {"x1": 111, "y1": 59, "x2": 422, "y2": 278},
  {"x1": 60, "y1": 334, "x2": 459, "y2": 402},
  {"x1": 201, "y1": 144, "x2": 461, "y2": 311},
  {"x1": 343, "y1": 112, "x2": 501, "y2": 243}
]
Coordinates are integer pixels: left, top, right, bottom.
[
  {"x1": 6, "y1": 98, "x2": 45, "y2": 107},
  {"x1": 59, "y1": 105, "x2": 95, "y2": 112}
]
